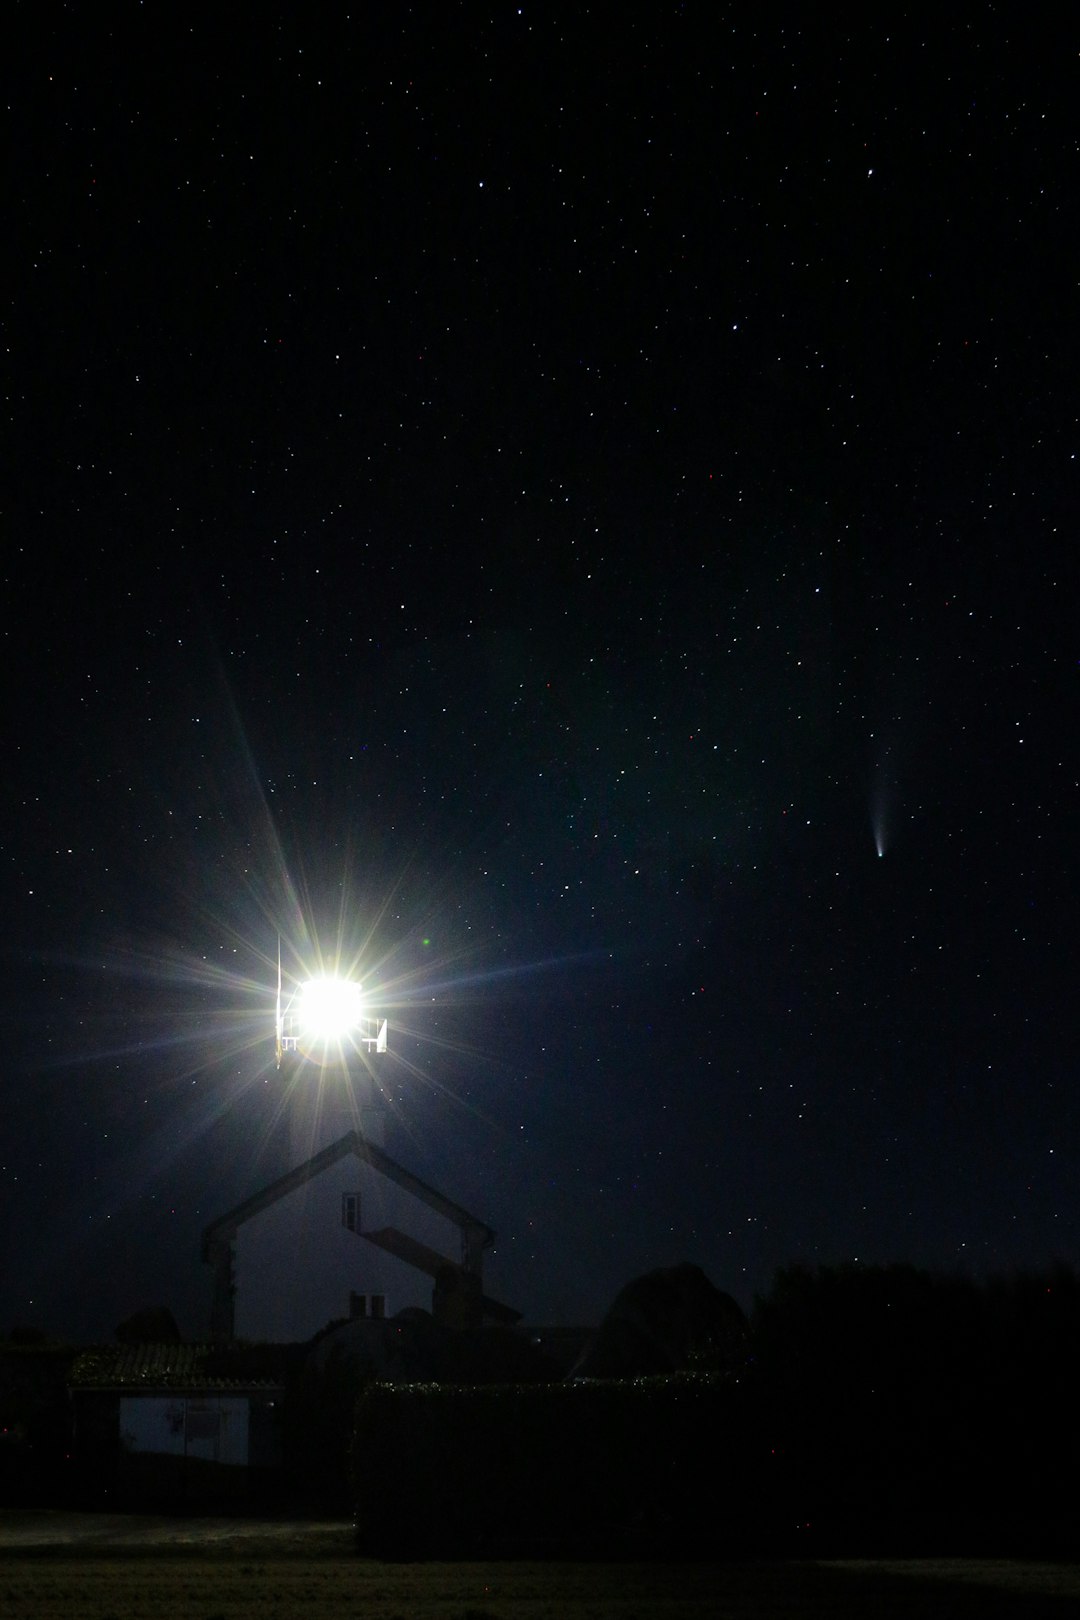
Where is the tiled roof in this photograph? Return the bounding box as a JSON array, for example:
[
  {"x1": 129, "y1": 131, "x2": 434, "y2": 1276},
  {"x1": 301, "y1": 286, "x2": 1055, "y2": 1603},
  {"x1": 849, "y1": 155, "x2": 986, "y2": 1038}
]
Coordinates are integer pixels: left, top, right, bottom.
[{"x1": 69, "y1": 1342, "x2": 290, "y2": 1391}]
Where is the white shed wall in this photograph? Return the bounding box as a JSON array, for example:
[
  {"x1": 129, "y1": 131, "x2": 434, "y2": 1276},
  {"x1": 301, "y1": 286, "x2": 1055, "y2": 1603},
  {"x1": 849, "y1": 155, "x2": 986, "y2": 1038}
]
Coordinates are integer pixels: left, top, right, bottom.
[{"x1": 119, "y1": 1395, "x2": 249, "y2": 1465}]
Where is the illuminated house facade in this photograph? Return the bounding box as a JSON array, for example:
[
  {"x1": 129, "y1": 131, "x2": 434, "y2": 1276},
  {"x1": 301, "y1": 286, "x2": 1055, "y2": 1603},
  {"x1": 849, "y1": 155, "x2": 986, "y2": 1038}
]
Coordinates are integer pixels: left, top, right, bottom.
[{"x1": 202, "y1": 1131, "x2": 498, "y2": 1343}]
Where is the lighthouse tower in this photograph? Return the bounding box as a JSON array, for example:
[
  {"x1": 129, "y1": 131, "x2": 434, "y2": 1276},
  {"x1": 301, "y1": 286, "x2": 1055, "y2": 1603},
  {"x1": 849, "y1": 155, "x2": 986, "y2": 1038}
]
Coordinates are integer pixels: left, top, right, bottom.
[
  {"x1": 275, "y1": 958, "x2": 390, "y2": 1162},
  {"x1": 200, "y1": 945, "x2": 511, "y2": 1344},
  {"x1": 283, "y1": 1056, "x2": 389, "y2": 1161}
]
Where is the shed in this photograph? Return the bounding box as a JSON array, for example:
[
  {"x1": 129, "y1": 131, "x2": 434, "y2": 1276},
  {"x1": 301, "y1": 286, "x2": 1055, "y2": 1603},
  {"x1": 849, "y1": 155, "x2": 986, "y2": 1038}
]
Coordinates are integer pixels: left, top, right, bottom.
[{"x1": 69, "y1": 1342, "x2": 291, "y2": 1499}]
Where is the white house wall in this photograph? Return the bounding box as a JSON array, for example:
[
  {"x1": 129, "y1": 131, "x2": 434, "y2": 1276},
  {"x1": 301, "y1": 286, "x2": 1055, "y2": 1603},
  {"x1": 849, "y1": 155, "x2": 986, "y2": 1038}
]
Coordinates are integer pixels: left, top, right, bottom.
[{"x1": 233, "y1": 1152, "x2": 464, "y2": 1342}]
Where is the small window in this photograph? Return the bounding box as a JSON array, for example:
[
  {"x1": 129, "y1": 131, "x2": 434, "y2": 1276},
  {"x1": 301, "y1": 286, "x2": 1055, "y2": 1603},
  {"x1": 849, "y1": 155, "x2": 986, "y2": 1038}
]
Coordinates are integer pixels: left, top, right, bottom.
[
  {"x1": 371, "y1": 1294, "x2": 386, "y2": 1320},
  {"x1": 342, "y1": 1192, "x2": 359, "y2": 1232}
]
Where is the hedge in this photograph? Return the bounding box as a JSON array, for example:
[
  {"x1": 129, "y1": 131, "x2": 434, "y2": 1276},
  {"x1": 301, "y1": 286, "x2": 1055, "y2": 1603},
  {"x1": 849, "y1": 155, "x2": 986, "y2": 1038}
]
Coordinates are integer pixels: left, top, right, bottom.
[{"x1": 353, "y1": 1373, "x2": 766, "y2": 1558}]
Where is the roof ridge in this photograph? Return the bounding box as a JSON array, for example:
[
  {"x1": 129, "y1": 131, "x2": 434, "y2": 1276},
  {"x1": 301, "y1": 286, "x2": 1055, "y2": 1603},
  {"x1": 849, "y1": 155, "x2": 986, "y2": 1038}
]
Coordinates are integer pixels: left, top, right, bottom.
[{"x1": 200, "y1": 1129, "x2": 495, "y2": 1258}]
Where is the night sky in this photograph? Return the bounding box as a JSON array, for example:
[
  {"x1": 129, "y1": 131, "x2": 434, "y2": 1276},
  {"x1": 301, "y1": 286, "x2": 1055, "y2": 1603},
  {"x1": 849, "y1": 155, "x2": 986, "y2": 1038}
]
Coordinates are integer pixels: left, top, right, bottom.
[{"x1": 5, "y1": 7, "x2": 1076, "y2": 1343}]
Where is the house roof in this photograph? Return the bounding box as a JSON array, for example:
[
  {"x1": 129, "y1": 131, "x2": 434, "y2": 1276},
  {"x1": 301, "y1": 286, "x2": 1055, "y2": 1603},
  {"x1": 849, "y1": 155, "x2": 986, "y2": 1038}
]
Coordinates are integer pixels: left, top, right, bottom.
[
  {"x1": 362, "y1": 1225, "x2": 452, "y2": 1279},
  {"x1": 201, "y1": 1130, "x2": 495, "y2": 1261},
  {"x1": 362, "y1": 1229, "x2": 522, "y2": 1325},
  {"x1": 69, "y1": 1342, "x2": 291, "y2": 1393}
]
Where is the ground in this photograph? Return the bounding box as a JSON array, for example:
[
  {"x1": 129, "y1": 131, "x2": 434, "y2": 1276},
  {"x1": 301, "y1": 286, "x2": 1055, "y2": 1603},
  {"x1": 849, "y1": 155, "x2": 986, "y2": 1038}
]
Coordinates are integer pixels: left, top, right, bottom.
[{"x1": 0, "y1": 1514, "x2": 1078, "y2": 1617}]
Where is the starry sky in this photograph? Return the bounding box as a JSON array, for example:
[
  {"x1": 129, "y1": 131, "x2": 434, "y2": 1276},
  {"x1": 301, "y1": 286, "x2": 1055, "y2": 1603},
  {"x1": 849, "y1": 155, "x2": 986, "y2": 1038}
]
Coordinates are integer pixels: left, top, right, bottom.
[{"x1": 4, "y1": 6, "x2": 1076, "y2": 1341}]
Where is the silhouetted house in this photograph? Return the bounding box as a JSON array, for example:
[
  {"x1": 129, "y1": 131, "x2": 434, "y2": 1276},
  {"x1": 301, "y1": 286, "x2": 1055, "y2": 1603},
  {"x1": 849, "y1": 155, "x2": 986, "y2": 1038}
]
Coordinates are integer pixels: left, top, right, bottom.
[
  {"x1": 572, "y1": 1264, "x2": 749, "y2": 1378},
  {"x1": 202, "y1": 1131, "x2": 510, "y2": 1343}
]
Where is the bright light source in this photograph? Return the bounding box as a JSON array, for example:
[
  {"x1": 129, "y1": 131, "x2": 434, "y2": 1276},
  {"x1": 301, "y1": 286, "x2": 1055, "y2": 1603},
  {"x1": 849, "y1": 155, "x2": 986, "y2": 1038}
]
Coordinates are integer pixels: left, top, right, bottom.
[{"x1": 297, "y1": 976, "x2": 365, "y2": 1040}]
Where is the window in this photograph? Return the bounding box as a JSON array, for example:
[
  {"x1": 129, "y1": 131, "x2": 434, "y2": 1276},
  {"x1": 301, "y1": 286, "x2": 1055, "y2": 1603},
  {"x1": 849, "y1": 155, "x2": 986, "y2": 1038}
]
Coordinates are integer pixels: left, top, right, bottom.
[
  {"x1": 350, "y1": 1292, "x2": 386, "y2": 1321},
  {"x1": 342, "y1": 1192, "x2": 359, "y2": 1232}
]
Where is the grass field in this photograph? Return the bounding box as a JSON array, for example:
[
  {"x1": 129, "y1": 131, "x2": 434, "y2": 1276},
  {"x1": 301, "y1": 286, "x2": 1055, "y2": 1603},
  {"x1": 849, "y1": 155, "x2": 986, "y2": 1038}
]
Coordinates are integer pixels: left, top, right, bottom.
[{"x1": 1, "y1": 1520, "x2": 1079, "y2": 1618}]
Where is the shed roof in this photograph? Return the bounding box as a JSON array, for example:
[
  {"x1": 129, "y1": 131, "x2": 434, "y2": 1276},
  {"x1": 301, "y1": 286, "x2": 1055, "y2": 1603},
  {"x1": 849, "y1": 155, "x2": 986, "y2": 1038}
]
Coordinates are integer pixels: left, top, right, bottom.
[{"x1": 69, "y1": 1342, "x2": 291, "y2": 1392}]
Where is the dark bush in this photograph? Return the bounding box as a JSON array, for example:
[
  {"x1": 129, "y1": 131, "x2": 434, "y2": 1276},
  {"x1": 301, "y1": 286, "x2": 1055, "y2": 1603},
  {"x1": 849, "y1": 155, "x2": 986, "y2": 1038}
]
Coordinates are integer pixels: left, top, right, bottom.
[
  {"x1": 747, "y1": 1262, "x2": 1080, "y2": 1554},
  {"x1": 353, "y1": 1373, "x2": 768, "y2": 1559},
  {"x1": 352, "y1": 1264, "x2": 1080, "y2": 1561}
]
